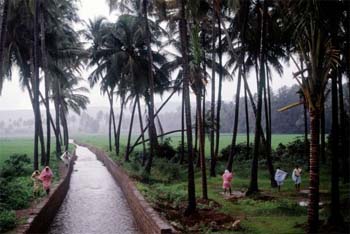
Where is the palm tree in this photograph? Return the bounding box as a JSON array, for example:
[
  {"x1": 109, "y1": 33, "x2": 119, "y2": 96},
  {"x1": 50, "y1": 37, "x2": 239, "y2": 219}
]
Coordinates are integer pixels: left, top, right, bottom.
[{"x1": 284, "y1": 0, "x2": 340, "y2": 231}]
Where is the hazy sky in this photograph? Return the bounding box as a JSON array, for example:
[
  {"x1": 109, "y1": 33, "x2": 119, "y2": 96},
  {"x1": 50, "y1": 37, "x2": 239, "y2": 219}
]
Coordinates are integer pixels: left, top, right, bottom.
[{"x1": 0, "y1": 0, "x2": 296, "y2": 111}]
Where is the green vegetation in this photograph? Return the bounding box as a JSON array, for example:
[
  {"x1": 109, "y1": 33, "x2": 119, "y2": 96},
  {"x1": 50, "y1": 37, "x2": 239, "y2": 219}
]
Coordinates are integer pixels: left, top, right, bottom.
[
  {"x1": 0, "y1": 138, "x2": 74, "y2": 232},
  {"x1": 81, "y1": 135, "x2": 350, "y2": 233}
]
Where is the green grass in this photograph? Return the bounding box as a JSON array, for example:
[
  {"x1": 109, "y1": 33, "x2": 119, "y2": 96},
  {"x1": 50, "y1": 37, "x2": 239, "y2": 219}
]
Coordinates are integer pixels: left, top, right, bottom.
[
  {"x1": 78, "y1": 133, "x2": 349, "y2": 234},
  {"x1": 74, "y1": 133, "x2": 303, "y2": 157}
]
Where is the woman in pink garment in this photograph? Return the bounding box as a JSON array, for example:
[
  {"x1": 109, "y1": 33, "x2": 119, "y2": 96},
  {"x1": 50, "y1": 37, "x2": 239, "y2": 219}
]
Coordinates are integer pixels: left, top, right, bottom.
[
  {"x1": 222, "y1": 169, "x2": 233, "y2": 195},
  {"x1": 40, "y1": 166, "x2": 53, "y2": 195}
]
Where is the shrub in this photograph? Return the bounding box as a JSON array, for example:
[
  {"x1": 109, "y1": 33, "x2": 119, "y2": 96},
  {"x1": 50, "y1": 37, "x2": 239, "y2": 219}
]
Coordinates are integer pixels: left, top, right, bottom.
[
  {"x1": 0, "y1": 177, "x2": 32, "y2": 210},
  {"x1": 219, "y1": 143, "x2": 252, "y2": 162},
  {"x1": 0, "y1": 154, "x2": 31, "y2": 178},
  {"x1": 157, "y1": 138, "x2": 176, "y2": 160},
  {"x1": 0, "y1": 209, "x2": 16, "y2": 233}
]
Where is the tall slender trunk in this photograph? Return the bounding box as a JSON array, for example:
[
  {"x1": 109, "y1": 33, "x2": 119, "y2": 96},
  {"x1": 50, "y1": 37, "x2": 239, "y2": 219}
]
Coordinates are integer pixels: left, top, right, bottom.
[
  {"x1": 180, "y1": 88, "x2": 185, "y2": 164},
  {"x1": 210, "y1": 12, "x2": 216, "y2": 177},
  {"x1": 143, "y1": 0, "x2": 158, "y2": 174},
  {"x1": 244, "y1": 72, "x2": 250, "y2": 159},
  {"x1": 247, "y1": 0, "x2": 267, "y2": 195},
  {"x1": 201, "y1": 27, "x2": 206, "y2": 170},
  {"x1": 129, "y1": 80, "x2": 183, "y2": 154},
  {"x1": 25, "y1": 76, "x2": 46, "y2": 166},
  {"x1": 308, "y1": 110, "x2": 320, "y2": 233},
  {"x1": 197, "y1": 90, "x2": 208, "y2": 199},
  {"x1": 33, "y1": 0, "x2": 40, "y2": 170},
  {"x1": 338, "y1": 72, "x2": 349, "y2": 183},
  {"x1": 0, "y1": 0, "x2": 9, "y2": 91},
  {"x1": 320, "y1": 102, "x2": 326, "y2": 164},
  {"x1": 179, "y1": 0, "x2": 196, "y2": 215},
  {"x1": 125, "y1": 99, "x2": 137, "y2": 162},
  {"x1": 137, "y1": 96, "x2": 146, "y2": 165},
  {"x1": 226, "y1": 65, "x2": 242, "y2": 172},
  {"x1": 194, "y1": 111, "x2": 198, "y2": 156},
  {"x1": 116, "y1": 97, "x2": 125, "y2": 156},
  {"x1": 107, "y1": 89, "x2": 117, "y2": 154},
  {"x1": 327, "y1": 70, "x2": 344, "y2": 225},
  {"x1": 109, "y1": 110, "x2": 112, "y2": 151},
  {"x1": 214, "y1": 13, "x2": 223, "y2": 169},
  {"x1": 54, "y1": 81, "x2": 62, "y2": 158},
  {"x1": 40, "y1": 3, "x2": 50, "y2": 165},
  {"x1": 60, "y1": 110, "x2": 69, "y2": 151},
  {"x1": 264, "y1": 65, "x2": 276, "y2": 187},
  {"x1": 303, "y1": 96, "x2": 309, "y2": 163}
]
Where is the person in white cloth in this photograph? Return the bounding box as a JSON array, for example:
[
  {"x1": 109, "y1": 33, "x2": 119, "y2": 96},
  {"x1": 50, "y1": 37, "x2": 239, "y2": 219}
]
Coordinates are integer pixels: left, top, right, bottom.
[
  {"x1": 274, "y1": 167, "x2": 287, "y2": 192},
  {"x1": 292, "y1": 165, "x2": 302, "y2": 192}
]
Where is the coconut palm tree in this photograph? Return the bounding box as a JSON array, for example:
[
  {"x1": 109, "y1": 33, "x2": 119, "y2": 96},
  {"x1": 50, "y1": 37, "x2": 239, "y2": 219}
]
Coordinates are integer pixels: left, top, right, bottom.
[{"x1": 283, "y1": 0, "x2": 341, "y2": 231}]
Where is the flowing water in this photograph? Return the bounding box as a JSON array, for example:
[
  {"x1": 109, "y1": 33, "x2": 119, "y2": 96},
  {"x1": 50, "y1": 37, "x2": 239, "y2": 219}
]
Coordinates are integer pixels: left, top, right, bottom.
[{"x1": 48, "y1": 145, "x2": 140, "y2": 234}]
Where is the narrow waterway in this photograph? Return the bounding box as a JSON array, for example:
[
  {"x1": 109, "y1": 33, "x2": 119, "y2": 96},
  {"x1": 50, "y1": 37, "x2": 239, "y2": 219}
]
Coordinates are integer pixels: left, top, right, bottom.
[{"x1": 48, "y1": 145, "x2": 140, "y2": 234}]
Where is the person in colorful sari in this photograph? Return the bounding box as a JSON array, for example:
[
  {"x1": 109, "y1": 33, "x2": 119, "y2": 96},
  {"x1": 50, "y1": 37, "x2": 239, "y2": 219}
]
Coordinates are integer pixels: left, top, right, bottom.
[
  {"x1": 31, "y1": 170, "x2": 41, "y2": 197},
  {"x1": 274, "y1": 167, "x2": 288, "y2": 192},
  {"x1": 39, "y1": 166, "x2": 53, "y2": 195},
  {"x1": 222, "y1": 169, "x2": 233, "y2": 195}
]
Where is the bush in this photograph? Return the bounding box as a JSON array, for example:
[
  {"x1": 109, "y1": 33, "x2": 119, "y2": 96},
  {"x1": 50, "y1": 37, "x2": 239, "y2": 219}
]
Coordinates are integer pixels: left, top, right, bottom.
[
  {"x1": 0, "y1": 177, "x2": 32, "y2": 210},
  {"x1": 219, "y1": 143, "x2": 253, "y2": 162},
  {"x1": 157, "y1": 138, "x2": 176, "y2": 160},
  {"x1": 0, "y1": 209, "x2": 16, "y2": 233},
  {"x1": 273, "y1": 138, "x2": 308, "y2": 164},
  {"x1": 0, "y1": 154, "x2": 31, "y2": 178}
]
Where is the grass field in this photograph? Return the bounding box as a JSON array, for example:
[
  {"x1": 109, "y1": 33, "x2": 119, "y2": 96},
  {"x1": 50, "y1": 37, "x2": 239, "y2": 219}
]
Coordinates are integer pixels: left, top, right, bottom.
[{"x1": 74, "y1": 133, "x2": 304, "y2": 157}]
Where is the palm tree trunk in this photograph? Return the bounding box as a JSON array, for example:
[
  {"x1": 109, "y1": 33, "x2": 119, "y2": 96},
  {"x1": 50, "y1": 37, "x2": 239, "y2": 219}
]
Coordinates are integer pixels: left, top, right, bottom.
[
  {"x1": 0, "y1": 0, "x2": 9, "y2": 90},
  {"x1": 303, "y1": 96, "x2": 309, "y2": 164},
  {"x1": 54, "y1": 81, "x2": 62, "y2": 158},
  {"x1": 327, "y1": 70, "x2": 344, "y2": 226},
  {"x1": 197, "y1": 91, "x2": 208, "y2": 199},
  {"x1": 180, "y1": 88, "x2": 185, "y2": 164},
  {"x1": 338, "y1": 72, "x2": 349, "y2": 183},
  {"x1": 129, "y1": 80, "x2": 183, "y2": 154},
  {"x1": 247, "y1": 0, "x2": 267, "y2": 195},
  {"x1": 308, "y1": 110, "x2": 320, "y2": 233},
  {"x1": 40, "y1": 3, "x2": 51, "y2": 165},
  {"x1": 137, "y1": 95, "x2": 147, "y2": 166},
  {"x1": 226, "y1": 65, "x2": 242, "y2": 172},
  {"x1": 33, "y1": 0, "x2": 41, "y2": 169},
  {"x1": 125, "y1": 99, "x2": 137, "y2": 162},
  {"x1": 107, "y1": 89, "x2": 117, "y2": 154},
  {"x1": 60, "y1": 110, "x2": 69, "y2": 151},
  {"x1": 179, "y1": 0, "x2": 196, "y2": 215},
  {"x1": 194, "y1": 111, "x2": 198, "y2": 156},
  {"x1": 244, "y1": 73, "x2": 250, "y2": 159},
  {"x1": 214, "y1": 13, "x2": 223, "y2": 171},
  {"x1": 264, "y1": 66, "x2": 276, "y2": 188},
  {"x1": 109, "y1": 110, "x2": 112, "y2": 151},
  {"x1": 320, "y1": 103, "x2": 326, "y2": 164},
  {"x1": 143, "y1": 0, "x2": 158, "y2": 174},
  {"x1": 116, "y1": 97, "x2": 125, "y2": 156},
  {"x1": 210, "y1": 11, "x2": 216, "y2": 177}
]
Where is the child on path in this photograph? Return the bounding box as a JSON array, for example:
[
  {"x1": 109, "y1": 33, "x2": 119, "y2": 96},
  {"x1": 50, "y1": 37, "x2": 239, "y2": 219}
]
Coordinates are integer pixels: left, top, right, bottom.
[
  {"x1": 39, "y1": 166, "x2": 53, "y2": 195},
  {"x1": 222, "y1": 169, "x2": 233, "y2": 195},
  {"x1": 274, "y1": 167, "x2": 287, "y2": 192},
  {"x1": 31, "y1": 170, "x2": 41, "y2": 197},
  {"x1": 292, "y1": 165, "x2": 302, "y2": 192}
]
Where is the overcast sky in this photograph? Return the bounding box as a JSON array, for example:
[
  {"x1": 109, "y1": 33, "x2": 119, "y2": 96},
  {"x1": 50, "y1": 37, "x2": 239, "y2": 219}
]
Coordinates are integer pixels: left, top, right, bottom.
[{"x1": 0, "y1": 0, "x2": 297, "y2": 111}]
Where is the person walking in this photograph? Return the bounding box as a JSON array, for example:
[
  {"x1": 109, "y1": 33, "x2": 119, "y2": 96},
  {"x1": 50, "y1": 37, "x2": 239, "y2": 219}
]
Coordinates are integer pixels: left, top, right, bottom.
[
  {"x1": 274, "y1": 167, "x2": 287, "y2": 192},
  {"x1": 39, "y1": 166, "x2": 53, "y2": 195},
  {"x1": 222, "y1": 169, "x2": 233, "y2": 195},
  {"x1": 292, "y1": 165, "x2": 302, "y2": 192},
  {"x1": 31, "y1": 170, "x2": 41, "y2": 197}
]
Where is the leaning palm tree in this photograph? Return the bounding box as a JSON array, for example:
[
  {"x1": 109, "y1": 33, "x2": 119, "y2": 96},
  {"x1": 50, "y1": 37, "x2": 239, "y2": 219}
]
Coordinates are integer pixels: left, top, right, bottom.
[
  {"x1": 283, "y1": 0, "x2": 340, "y2": 232},
  {"x1": 58, "y1": 76, "x2": 90, "y2": 151}
]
